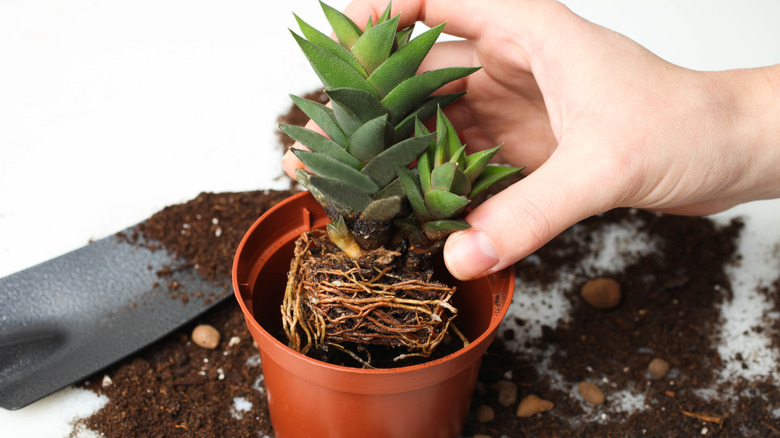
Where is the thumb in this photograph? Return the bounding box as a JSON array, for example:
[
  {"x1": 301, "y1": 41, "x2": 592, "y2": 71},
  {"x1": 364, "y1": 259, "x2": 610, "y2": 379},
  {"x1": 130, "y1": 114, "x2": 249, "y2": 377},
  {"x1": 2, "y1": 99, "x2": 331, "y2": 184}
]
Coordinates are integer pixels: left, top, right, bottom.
[{"x1": 443, "y1": 151, "x2": 619, "y2": 280}]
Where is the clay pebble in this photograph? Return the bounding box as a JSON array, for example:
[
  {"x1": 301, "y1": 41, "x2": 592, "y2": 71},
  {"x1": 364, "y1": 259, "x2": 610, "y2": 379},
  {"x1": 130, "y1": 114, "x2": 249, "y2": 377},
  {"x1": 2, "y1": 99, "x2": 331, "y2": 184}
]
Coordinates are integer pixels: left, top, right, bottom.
[
  {"x1": 581, "y1": 277, "x2": 622, "y2": 309},
  {"x1": 492, "y1": 380, "x2": 518, "y2": 407},
  {"x1": 648, "y1": 357, "x2": 670, "y2": 378},
  {"x1": 475, "y1": 404, "x2": 495, "y2": 423},
  {"x1": 192, "y1": 324, "x2": 221, "y2": 349},
  {"x1": 516, "y1": 394, "x2": 554, "y2": 418},
  {"x1": 578, "y1": 381, "x2": 606, "y2": 405}
]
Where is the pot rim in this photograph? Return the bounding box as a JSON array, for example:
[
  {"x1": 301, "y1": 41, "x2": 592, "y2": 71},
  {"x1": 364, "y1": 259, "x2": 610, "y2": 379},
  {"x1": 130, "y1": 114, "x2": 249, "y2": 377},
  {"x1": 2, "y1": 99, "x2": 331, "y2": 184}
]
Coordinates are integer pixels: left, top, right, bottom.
[{"x1": 232, "y1": 191, "x2": 515, "y2": 379}]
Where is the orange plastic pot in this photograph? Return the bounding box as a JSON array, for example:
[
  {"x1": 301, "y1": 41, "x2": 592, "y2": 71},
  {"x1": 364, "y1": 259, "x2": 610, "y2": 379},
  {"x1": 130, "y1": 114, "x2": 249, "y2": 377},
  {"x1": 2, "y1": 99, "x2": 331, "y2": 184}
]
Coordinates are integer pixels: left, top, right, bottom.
[{"x1": 232, "y1": 191, "x2": 514, "y2": 438}]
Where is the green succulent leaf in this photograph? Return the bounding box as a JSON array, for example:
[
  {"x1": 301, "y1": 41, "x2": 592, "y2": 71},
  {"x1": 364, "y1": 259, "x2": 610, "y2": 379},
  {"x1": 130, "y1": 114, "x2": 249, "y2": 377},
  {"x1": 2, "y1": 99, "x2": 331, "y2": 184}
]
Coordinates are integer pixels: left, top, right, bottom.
[
  {"x1": 290, "y1": 30, "x2": 377, "y2": 97},
  {"x1": 361, "y1": 133, "x2": 435, "y2": 187},
  {"x1": 396, "y1": 166, "x2": 432, "y2": 222},
  {"x1": 326, "y1": 88, "x2": 388, "y2": 137},
  {"x1": 347, "y1": 114, "x2": 395, "y2": 164},
  {"x1": 368, "y1": 23, "x2": 445, "y2": 97},
  {"x1": 376, "y1": 2, "x2": 393, "y2": 24},
  {"x1": 414, "y1": 119, "x2": 435, "y2": 194},
  {"x1": 430, "y1": 162, "x2": 471, "y2": 196},
  {"x1": 352, "y1": 15, "x2": 399, "y2": 75},
  {"x1": 463, "y1": 145, "x2": 501, "y2": 182},
  {"x1": 395, "y1": 92, "x2": 465, "y2": 139},
  {"x1": 320, "y1": 1, "x2": 362, "y2": 50},
  {"x1": 429, "y1": 162, "x2": 457, "y2": 192},
  {"x1": 293, "y1": 149, "x2": 380, "y2": 194},
  {"x1": 288, "y1": 95, "x2": 349, "y2": 147},
  {"x1": 362, "y1": 196, "x2": 403, "y2": 221},
  {"x1": 294, "y1": 14, "x2": 367, "y2": 79},
  {"x1": 469, "y1": 165, "x2": 525, "y2": 199},
  {"x1": 278, "y1": 124, "x2": 362, "y2": 169},
  {"x1": 373, "y1": 177, "x2": 406, "y2": 200},
  {"x1": 394, "y1": 25, "x2": 414, "y2": 50},
  {"x1": 434, "y1": 107, "x2": 464, "y2": 167},
  {"x1": 382, "y1": 67, "x2": 480, "y2": 124},
  {"x1": 308, "y1": 174, "x2": 371, "y2": 214},
  {"x1": 424, "y1": 189, "x2": 470, "y2": 219},
  {"x1": 422, "y1": 219, "x2": 470, "y2": 241}
]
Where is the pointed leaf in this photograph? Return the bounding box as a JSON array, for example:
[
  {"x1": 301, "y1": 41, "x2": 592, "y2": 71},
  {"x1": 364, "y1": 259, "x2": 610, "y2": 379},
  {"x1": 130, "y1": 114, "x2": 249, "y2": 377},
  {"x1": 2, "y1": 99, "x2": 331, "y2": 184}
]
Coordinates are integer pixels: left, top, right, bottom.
[
  {"x1": 423, "y1": 219, "x2": 470, "y2": 241},
  {"x1": 395, "y1": 25, "x2": 414, "y2": 50},
  {"x1": 365, "y1": 15, "x2": 374, "y2": 31},
  {"x1": 376, "y1": 2, "x2": 393, "y2": 24},
  {"x1": 289, "y1": 94, "x2": 349, "y2": 146},
  {"x1": 430, "y1": 162, "x2": 457, "y2": 192},
  {"x1": 309, "y1": 174, "x2": 371, "y2": 213},
  {"x1": 320, "y1": 1, "x2": 362, "y2": 50},
  {"x1": 294, "y1": 14, "x2": 367, "y2": 78},
  {"x1": 430, "y1": 162, "x2": 471, "y2": 196},
  {"x1": 326, "y1": 88, "x2": 388, "y2": 136},
  {"x1": 297, "y1": 169, "x2": 358, "y2": 216},
  {"x1": 382, "y1": 67, "x2": 480, "y2": 123},
  {"x1": 469, "y1": 165, "x2": 525, "y2": 199},
  {"x1": 463, "y1": 145, "x2": 501, "y2": 182},
  {"x1": 362, "y1": 196, "x2": 402, "y2": 221},
  {"x1": 361, "y1": 134, "x2": 434, "y2": 187},
  {"x1": 368, "y1": 23, "x2": 445, "y2": 96},
  {"x1": 396, "y1": 166, "x2": 432, "y2": 222},
  {"x1": 424, "y1": 189, "x2": 470, "y2": 219},
  {"x1": 293, "y1": 149, "x2": 380, "y2": 193},
  {"x1": 351, "y1": 16, "x2": 399, "y2": 75},
  {"x1": 450, "y1": 168, "x2": 472, "y2": 196},
  {"x1": 279, "y1": 124, "x2": 362, "y2": 169},
  {"x1": 395, "y1": 92, "x2": 465, "y2": 139},
  {"x1": 347, "y1": 114, "x2": 395, "y2": 163},
  {"x1": 374, "y1": 177, "x2": 406, "y2": 199},
  {"x1": 449, "y1": 145, "x2": 467, "y2": 168},
  {"x1": 415, "y1": 119, "x2": 435, "y2": 193},
  {"x1": 291, "y1": 30, "x2": 377, "y2": 97},
  {"x1": 435, "y1": 107, "x2": 463, "y2": 165}
]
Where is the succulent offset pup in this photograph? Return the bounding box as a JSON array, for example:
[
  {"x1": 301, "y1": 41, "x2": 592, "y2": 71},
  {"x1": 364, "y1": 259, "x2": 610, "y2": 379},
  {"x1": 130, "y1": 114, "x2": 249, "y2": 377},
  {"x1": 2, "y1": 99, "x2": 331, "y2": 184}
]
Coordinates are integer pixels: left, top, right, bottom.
[{"x1": 280, "y1": 1, "x2": 522, "y2": 366}]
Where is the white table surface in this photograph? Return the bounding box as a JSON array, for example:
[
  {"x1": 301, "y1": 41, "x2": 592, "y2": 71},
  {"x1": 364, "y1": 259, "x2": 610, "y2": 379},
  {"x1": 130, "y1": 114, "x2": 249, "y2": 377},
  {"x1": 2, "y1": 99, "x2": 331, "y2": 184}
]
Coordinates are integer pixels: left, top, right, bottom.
[{"x1": 2, "y1": 1, "x2": 779, "y2": 436}]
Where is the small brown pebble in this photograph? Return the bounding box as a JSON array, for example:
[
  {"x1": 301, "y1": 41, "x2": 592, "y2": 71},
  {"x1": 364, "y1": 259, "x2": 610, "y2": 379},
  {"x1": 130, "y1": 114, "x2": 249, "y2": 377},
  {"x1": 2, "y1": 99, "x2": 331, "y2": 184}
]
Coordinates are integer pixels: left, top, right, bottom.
[
  {"x1": 493, "y1": 380, "x2": 518, "y2": 407},
  {"x1": 581, "y1": 277, "x2": 622, "y2": 309},
  {"x1": 192, "y1": 324, "x2": 221, "y2": 349},
  {"x1": 516, "y1": 394, "x2": 554, "y2": 418},
  {"x1": 578, "y1": 381, "x2": 606, "y2": 405},
  {"x1": 648, "y1": 357, "x2": 671, "y2": 378},
  {"x1": 475, "y1": 404, "x2": 495, "y2": 423}
]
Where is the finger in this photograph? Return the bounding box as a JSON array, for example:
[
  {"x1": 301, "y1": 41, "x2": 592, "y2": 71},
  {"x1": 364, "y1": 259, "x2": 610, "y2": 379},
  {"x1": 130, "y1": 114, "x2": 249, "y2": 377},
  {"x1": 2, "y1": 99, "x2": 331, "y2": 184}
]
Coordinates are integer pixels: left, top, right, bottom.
[
  {"x1": 343, "y1": 0, "x2": 490, "y2": 40},
  {"x1": 443, "y1": 146, "x2": 622, "y2": 280}
]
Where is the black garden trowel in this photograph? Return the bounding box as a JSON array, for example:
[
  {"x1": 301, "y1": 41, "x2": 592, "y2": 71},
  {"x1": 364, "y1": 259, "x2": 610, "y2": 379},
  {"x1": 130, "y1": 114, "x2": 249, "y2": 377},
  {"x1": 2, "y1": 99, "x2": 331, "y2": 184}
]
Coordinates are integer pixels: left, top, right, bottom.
[{"x1": 0, "y1": 225, "x2": 232, "y2": 410}]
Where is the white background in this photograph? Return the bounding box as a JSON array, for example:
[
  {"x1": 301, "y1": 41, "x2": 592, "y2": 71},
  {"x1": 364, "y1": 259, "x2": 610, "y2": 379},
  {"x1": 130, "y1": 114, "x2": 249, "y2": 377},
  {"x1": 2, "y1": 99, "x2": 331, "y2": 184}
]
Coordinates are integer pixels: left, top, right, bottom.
[{"x1": 1, "y1": 0, "x2": 779, "y2": 436}]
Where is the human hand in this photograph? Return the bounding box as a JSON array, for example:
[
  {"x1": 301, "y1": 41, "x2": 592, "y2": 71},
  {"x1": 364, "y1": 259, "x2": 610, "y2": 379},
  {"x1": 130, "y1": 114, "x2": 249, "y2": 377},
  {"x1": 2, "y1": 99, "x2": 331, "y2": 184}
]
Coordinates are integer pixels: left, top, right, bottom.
[{"x1": 284, "y1": 0, "x2": 780, "y2": 280}]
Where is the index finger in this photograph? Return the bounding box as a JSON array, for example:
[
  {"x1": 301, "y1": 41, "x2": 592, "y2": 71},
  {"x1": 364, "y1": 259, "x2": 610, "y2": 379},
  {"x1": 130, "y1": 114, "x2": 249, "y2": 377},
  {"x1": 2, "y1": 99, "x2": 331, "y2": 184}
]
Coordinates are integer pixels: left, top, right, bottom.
[{"x1": 342, "y1": 0, "x2": 487, "y2": 40}]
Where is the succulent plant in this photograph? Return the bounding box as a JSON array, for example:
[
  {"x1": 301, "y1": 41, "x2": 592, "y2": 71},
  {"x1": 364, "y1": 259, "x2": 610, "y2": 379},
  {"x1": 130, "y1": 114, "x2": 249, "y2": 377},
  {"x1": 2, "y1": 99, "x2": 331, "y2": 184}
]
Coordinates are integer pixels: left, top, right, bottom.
[
  {"x1": 280, "y1": 2, "x2": 524, "y2": 363},
  {"x1": 396, "y1": 108, "x2": 524, "y2": 255},
  {"x1": 279, "y1": 1, "x2": 479, "y2": 256}
]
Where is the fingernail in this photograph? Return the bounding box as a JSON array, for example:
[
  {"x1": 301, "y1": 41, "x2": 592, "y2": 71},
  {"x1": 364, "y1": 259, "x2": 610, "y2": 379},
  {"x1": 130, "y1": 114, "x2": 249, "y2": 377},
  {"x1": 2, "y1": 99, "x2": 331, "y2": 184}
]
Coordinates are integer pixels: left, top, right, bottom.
[{"x1": 445, "y1": 229, "x2": 499, "y2": 280}]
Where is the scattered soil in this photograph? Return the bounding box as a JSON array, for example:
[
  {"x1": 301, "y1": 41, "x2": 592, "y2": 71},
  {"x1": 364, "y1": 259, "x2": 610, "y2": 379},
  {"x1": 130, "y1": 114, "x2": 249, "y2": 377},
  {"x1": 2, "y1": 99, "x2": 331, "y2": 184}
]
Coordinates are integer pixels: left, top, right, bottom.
[
  {"x1": 75, "y1": 97, "x2": 780, "y2": 437},
  {"x1": 117, "y1": 190, "x2": 294, "y2": 304},
  {"x1": 463, "y1": 209, "x2": 780, "y2": 437},
  {"x1": 75, "y1": 189, "x2": 293, "y2": 437}
]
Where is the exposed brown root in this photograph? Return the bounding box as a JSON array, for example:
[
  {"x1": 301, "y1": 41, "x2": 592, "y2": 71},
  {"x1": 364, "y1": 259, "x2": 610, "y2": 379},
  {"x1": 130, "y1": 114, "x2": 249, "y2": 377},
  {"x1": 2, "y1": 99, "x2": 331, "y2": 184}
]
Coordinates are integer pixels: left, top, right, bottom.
[{"x1": 281, "y1": 231, "x2": 460, "y2": 367}]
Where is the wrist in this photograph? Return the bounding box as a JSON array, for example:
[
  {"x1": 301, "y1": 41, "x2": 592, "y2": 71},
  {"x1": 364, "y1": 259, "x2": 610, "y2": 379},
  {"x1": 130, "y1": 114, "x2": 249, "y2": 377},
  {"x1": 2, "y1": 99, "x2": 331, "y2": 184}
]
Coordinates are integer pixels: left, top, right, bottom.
[{"x1": 704, "y1": 65, "x2": 780, "y2": 204}]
